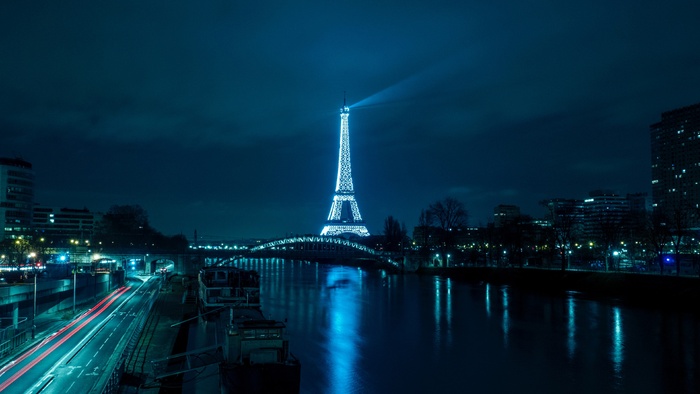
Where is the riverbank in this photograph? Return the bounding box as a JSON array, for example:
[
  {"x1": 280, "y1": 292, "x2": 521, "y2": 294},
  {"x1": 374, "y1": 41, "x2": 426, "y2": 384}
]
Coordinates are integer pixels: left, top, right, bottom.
[{"x1": 418, "y1": 266, "x2": 700, "y2": 310}]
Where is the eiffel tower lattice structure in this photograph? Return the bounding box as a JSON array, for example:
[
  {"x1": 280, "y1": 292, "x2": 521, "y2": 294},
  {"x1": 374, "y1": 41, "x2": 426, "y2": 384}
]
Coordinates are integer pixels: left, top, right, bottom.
[{"x1": 320, "y1": 101, "x2": 370, "y2": 237}]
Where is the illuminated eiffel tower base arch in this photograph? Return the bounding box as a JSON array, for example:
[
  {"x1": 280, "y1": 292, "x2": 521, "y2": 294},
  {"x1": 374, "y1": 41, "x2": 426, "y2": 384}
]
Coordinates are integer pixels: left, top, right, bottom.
[{"x1": 320, "y1": 103, "x2": 370, "y2": 237}]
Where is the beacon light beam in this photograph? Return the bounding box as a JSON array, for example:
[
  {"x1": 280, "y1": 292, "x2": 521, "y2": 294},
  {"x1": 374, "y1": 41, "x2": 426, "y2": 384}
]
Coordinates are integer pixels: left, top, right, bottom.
[
  {"x1": 350, "y1": 72, "x2": 428, "y2": 110},
  {"x1": 350, "y1": 54, "x2": 467, "y2": 110}
]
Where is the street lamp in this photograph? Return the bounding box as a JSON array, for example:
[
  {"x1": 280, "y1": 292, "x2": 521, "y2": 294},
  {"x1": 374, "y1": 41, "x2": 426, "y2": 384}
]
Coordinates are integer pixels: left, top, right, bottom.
[
  {"x1": 29, "y1": 252, "x2": 36, "y2": 339},
  {"x1": 30, "y1": 252, "x2": 36, "y2": 340},
  {"x1": 73, "y1": 262, "x2": 77, "y2": 314}
]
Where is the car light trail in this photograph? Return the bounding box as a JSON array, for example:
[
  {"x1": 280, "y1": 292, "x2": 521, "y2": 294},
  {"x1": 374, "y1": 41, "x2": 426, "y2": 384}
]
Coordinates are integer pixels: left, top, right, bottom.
[
  {"x1": 0, "y1": 286, "x2": 131, "y2": 392},
  {"x1": 0, "y1": 287, "x2": 129, "y2": 375}
]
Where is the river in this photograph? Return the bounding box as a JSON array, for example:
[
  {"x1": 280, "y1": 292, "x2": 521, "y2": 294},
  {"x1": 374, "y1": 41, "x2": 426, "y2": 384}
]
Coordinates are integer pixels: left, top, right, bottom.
[{"x1": 233, "y1": 258, "x2": 699, "y2": 394}]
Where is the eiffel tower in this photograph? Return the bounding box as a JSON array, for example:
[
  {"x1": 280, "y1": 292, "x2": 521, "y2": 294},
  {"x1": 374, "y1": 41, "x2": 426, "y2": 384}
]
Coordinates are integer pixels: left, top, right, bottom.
[{"x1": 320, "y1": 98, "x2": 370, "y2": 237}]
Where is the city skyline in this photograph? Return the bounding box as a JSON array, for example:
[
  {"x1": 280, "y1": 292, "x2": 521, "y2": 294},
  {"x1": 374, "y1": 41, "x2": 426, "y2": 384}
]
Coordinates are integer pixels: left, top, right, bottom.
[{"x1": 2, "y1": 1, "x2": 700, "y2": 240}]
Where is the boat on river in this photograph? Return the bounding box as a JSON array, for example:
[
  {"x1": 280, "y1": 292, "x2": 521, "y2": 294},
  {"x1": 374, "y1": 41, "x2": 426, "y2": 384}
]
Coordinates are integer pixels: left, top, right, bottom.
[
  {"x1": 198, "y1": 266, "x2": 261, "y2": 314},
  {"x1": 197, "y1": 267, "x2": 301, "y2": 393}
]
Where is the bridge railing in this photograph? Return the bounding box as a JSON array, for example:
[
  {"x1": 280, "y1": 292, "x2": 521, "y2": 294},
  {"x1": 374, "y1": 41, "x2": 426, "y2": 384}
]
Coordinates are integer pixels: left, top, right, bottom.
[
  {"x1": 249, "y1": 236, "x2": 378, "y2": 255},
  {"x1": 0, "y1": 317, "x2": 30, "y2": 360}
]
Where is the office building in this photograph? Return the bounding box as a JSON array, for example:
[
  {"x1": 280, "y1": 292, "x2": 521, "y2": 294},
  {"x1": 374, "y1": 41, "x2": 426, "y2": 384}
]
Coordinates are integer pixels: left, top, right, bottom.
[
  {"x1": 542, "y1": 198, "x2": 585, "y2": 234},
  {"x1": 650, "y1": 102, "x2": 700, "y2": 225},
  {"x1": 33, "y1": 206, "x2": 101, "y2": 245},
  {"x1": 0, "y1": 157, "x2": 35, "y2": 239},
  {"x1": 493, "y1": 204, "x2": 521, "y2": 227},
  {"x1": 583, "y1": 190, "x2": 631, "y2": 240}
]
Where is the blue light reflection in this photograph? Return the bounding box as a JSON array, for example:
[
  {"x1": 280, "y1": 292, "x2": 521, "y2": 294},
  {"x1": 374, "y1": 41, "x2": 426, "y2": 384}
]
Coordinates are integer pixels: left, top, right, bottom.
[
  {"x1": 612, "y1": 306, "x2": 624, "y2": 378},
  {"x1": 502, "y1": 287, "x2": 509, "y2": 347},
  {"x1": 485, "y1": 283, "x2": 491, "y2": 317},
  {"x1": 567, "y1": 294, "x2": 576, "y2": 360},
  {"x1": 325, "y1": 267, "x2": 361, "y2": 394}
]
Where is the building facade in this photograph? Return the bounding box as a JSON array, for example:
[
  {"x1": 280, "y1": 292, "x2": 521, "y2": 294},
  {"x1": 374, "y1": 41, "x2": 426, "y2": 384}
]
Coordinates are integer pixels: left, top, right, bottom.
[
  {"x1": 493, "y1": 204, "x2": 521, "y2": 228},
  {"x1": 583, "y1": 190, "x2": 632, "y2": 241},
  {"x1": 542, "y1": 198, "x2": 585, "y2": 234},
  {"x1": 33, "y1": 206, "x2": 101, "y2": 245},
  {"x1": 650, "y1": 102, "x2": 700, "y2": 226},
  {"x1": 0, "y1": 157, "x2": 35, "y2": 240}
]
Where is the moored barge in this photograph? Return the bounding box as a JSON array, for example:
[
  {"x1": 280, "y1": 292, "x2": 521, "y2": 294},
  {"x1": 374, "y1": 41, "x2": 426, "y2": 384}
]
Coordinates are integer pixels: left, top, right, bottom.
[{"x1": 198, "y1": 267, "x2": 300, "y2": 393}]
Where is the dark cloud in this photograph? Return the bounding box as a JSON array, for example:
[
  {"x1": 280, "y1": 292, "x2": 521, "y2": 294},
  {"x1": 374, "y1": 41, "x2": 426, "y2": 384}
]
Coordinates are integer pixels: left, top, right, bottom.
[{"x1": 1, "y1": 1, "x2": 699, "y2": 239}]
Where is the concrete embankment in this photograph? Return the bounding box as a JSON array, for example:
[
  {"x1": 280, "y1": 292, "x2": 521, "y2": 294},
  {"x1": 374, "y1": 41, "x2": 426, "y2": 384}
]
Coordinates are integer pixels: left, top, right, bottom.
[
  {"x1": 419, "y1": 267, "x2": 700, "y2": 310},
  {"x1": 119, "y1": 274, "x2": 196, "y2": 393}
]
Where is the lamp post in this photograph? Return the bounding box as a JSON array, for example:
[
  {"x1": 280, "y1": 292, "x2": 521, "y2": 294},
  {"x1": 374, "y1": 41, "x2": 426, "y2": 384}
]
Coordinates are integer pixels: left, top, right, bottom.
[
  {"x1": 31, "y1": 252, "x2": 37, "y2": 340},
  {"x1": 69, "y1": 240, "x2": 78, "y2": 314},
  {"x1": 73, "y1": 262, "x2": 77, "y2": 314}
]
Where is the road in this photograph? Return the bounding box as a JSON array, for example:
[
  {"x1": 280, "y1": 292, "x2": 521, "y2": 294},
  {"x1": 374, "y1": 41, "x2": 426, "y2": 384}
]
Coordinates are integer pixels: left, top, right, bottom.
[{"x1": 0, "y1": 275, "x2": 159, "y2": 393}]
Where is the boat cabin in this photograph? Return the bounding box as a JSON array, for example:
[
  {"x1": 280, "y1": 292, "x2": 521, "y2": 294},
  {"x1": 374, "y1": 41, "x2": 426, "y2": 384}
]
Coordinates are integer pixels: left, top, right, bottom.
[{"x1": 198, "y1": 267, "x2": 261, "y2": 312}]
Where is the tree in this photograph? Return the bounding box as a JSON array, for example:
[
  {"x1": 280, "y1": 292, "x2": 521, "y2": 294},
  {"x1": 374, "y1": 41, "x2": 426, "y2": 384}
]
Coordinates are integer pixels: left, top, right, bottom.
[
  {"x1": 429, "y1": 197, "x2": 468, "y2": 232},
  {"x1": 164, "y1": 233, "x2": 190, "y2": 252},
  {"x1": 428, "y1": 197, "x2": 468, "y2": 267},
  {"x1": 413, "y1": 209, "x2": 434, "y2": 269},
  {"x1": 383, "y1": 215, "x2": 407, "y2": 253},
  {"x1": 101, "y1": 204, "x2": 150, "y2": 233},
  {"x1": 588, "y1": 208, "x2": 626, "y2": 271},
  {"x1": 95, "y1": 205, "x2": 151, "y2": 250},
  {"x1": 32, "y1": 237, "x2": 50, "y2": 269},
  {"x1": 667, "y1": 202, "x2": 695, "y2": 276},
  {"x1": 624, "y1": 209, "x2": 648, "y2": 269},
  {"x1": 415, "y1": 209, "x2": 433, "y2": 246},
  {"x1": 541, "y1": 200, "x2": 581, "y2": 271},
  {"x1": 94, "y1": 204, "x2": 187, "y2": 252},
  {"x1": 498, "y1": 215, "x2": 536, "y2": 268},
  {"x1": 0, "y1": 238, "x2": 31, "y2": 268},
  {"x1": 643, "y1": 210, "x2": 671, "y2": 274},
  {"x1": 479, "y1": 223, "x2": 498, "y2": 267}
]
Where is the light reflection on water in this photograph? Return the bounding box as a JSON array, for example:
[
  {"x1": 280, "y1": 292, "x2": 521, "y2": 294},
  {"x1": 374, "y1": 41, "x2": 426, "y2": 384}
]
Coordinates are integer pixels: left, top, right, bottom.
[
  {"x1": 238, "y1": 259, "x2": 698, "y2": 394},
  {"x1": 432, "y1": 277, "x2": 454, "y2": 353},
  {"x1": 502, "y1": 286, "x2": 510, "y2": 348},
  {"x1": 612, "y1": 306, "x2": 624, "y2": 380},
  {"x1": 446, "y1": 278, "x2": 452, "y2": 345},
  {"x1": 567, "y1": 294, "x2": 576, "y2": 360},
  {"x1": 324, "y1": 267, "x2": 361, "y2": 394},
  {"x1": 434, "y1": 276, "x2": 441, "y2": 349}
]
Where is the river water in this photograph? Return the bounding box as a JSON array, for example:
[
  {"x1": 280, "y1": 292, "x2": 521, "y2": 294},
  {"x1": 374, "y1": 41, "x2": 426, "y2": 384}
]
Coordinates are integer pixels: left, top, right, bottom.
[{"x1": 233, "y1": 258, "x2": 698, "y2": 394}]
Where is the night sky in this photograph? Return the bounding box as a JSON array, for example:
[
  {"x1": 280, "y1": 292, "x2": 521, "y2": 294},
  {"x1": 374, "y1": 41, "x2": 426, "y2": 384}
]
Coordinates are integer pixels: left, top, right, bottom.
[{"x1": 2, "y1": 1, "x2": 700, "y2": 241}]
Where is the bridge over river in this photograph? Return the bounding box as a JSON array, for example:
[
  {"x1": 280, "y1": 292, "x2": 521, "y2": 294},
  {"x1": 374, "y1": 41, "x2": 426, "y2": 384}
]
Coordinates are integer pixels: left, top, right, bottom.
[{"x1": 98, "y1": 236, "x2": 403, "y2": 277}]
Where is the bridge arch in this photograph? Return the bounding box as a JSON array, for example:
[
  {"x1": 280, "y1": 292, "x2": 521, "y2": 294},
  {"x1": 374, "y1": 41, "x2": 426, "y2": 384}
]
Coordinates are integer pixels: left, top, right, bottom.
[
  {"x1": 241, "y1": 236, "x2": 401, "y2": 271},
  {"x1": 249, "y1": 236, "x2": 378, "y2": 256}
]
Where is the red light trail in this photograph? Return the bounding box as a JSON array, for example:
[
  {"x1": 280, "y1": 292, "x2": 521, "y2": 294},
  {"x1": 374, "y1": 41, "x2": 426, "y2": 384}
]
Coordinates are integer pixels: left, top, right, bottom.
[{"x1": 0, "y1": 286, "x2": 131, "y2": 392}]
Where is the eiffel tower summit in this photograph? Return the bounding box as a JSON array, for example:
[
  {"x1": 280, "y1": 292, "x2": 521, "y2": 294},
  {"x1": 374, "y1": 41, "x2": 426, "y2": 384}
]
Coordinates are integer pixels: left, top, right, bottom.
[{"x1": 320, "y1": 97, "x2": 370, "y2": 237}]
